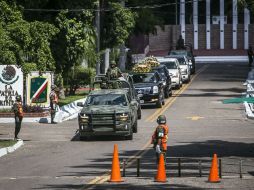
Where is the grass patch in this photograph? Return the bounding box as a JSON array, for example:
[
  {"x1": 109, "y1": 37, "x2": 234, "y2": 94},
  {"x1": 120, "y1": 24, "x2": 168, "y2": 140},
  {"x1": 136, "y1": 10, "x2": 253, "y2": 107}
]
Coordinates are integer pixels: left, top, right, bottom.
[
  {"x1": 0, "y1": 140, "x2": 17, "y2": 148},
  {"x1": 0, "y1": 109, "x2": 12, "y2": 113},
  {"x1": 58, "y1": 91, "x2": 89, "y2": 107}
]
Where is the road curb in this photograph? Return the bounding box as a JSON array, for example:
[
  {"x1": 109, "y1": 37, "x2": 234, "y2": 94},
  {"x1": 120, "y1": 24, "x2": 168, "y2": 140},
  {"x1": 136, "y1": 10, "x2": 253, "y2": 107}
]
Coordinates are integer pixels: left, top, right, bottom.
[{"x1": 0, "y1": 140, "x2": 24, "y2": 158}]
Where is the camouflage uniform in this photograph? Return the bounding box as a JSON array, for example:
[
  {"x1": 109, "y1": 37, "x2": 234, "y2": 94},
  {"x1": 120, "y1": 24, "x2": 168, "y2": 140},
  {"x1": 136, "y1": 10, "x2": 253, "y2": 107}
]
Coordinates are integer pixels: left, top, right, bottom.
[
  {"x1": 50, "y1": 85, "x2": 59, "y2": 124},
  {"x1": 106, "y1": 61, "x2": 122, "y2": 80},
  {"x1": 12, "y1": 96, "x2": 23, "y2": 140},
  {"x1": 106, "y1": 61, "x2": 122, "y2": 88}
]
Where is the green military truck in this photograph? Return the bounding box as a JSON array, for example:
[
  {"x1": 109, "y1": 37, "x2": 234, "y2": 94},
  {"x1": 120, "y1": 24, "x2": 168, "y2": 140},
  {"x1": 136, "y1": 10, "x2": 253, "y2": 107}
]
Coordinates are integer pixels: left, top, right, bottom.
[{"x1": 77, "y1": 75, "x2": 140, "y2": 140}]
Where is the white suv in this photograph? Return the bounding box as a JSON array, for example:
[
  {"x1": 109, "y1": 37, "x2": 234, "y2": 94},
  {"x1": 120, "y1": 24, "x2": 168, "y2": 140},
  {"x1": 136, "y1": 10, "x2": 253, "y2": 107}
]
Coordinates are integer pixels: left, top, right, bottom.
[
  {"x1": 168, "y1": 55, "x2": 191, "y2": 83},
  {"x1": 157, "y1": 57, "x2": 182, "y2": 89}
]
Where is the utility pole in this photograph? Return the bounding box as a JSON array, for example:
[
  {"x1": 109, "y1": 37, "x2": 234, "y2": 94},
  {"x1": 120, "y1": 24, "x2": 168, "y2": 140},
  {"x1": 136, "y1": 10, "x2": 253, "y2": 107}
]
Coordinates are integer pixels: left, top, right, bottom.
[
  {"x1": 95, "y1": 1, "x2": 100, "y2": 75},
  {"x1": 175, "y1": 0, "x2": 178, "y2": 25},
  {"x1": 119, "y1": 0, "x2": 126, "y2": 72}
]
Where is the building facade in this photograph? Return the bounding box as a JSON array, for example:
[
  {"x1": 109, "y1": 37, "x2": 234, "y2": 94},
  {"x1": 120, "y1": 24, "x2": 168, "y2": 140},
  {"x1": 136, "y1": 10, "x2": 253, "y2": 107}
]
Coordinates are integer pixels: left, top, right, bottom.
[{"x1": 148, "y1": 0, "x2": 254, "y2": 53}]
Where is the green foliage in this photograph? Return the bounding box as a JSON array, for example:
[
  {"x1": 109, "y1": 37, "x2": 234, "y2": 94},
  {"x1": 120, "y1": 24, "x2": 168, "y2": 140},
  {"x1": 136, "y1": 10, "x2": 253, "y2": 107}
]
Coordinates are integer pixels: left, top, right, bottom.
[
  {"x1": 238, "y1": 0, "x2": 254, "y2": 13},
  {"x1": 133, "y1": 8, "x2": 162, "y2": 35},
  {"x1": 55, "y1": 10, "x2": 97, "y2": 72},
  {"x1": 75, "y1": 66, "x2": 96, "y2": 86},
  {"x1": 102, "y1": 2, "x2": 136, "y2": 48},
  {"x1": 0, "y1": 1, "x2": 59, "y2": 75},
  {"x1": 0, "y1": 140, "x2": 17, "y2": 148},
  {"x1": 55, "y1": 74, "x2": 64, "y2": 88},
  {"x1": 0, "y1": 0, "x2": 23, "y2": 25},
  {"x1": 58, "y1": 94, "x2": 87, "y2": 107}
]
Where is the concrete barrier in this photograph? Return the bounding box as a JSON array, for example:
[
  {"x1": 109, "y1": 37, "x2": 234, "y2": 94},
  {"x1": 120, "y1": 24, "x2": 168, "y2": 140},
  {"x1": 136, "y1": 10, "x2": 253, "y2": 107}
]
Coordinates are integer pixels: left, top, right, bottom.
[{"x1": 196, "y1": 56, "x2": 248, "y2": 63}]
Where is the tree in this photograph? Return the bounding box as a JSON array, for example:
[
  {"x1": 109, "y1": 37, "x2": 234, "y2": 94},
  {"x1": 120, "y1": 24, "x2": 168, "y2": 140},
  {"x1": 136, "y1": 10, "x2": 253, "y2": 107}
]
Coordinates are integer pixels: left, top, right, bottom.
[
  {"x1": 0, "y1": 0, "x2": 58, "y2": 74},
  {"x1": 55, "y1": 10, "x2": 97, "y2": 95},
  {"x1": 238, "y1": 0, "x2": 254, "y2": 13},
  {"x1": 101, "y1": 2, "x2": 136, "y2": 49}
]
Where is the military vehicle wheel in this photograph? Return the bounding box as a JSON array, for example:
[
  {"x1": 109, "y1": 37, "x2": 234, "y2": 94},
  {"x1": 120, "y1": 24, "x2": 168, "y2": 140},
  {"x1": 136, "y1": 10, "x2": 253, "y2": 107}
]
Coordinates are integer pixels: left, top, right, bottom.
[
  {"x1": 133, "y1": 120, "x2": 138, "y2": 133},
  {"x1": 164, "y1": 87, "x2": 170, "y2": 98},
  {"x1": 126, "y1": 127, "x2": 133, "y2": 140},
  {"x1": 137, "y1": 107, "x2": 141, "y2": 119},
  {"x1": 156, "y1": 93, "x2": 163, "y2": 108}
]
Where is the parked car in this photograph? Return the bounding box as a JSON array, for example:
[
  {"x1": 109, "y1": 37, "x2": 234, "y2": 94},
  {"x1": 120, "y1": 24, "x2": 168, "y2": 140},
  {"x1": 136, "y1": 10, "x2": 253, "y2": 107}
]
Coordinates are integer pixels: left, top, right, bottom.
[
  {"x1": 168, "y1": 50, "x2": 196, "y2": 74},
  {"x1": 130, "y1": 71, "x2": 165, "y2": 108},
  {"x1": 157, "y1": 57, "x2": 182, "y2": 89},
  {"x1": 167, "y1": 55, "x2": 191, "y2": 83},
  {"x1": 151, "y1": 64, "x2": 172, "y2": 98}
]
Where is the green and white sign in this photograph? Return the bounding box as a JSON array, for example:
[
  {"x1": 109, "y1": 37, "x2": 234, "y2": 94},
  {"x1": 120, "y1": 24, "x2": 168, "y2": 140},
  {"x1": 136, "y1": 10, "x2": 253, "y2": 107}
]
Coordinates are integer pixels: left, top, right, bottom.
[{"x1": 26, "y1": 72, "x2": 53, "y2": 106}]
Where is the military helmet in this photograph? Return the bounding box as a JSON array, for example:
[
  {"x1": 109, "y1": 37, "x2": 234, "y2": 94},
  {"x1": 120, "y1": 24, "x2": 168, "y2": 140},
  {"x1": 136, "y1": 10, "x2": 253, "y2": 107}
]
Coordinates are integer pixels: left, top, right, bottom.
[
  {"x1": 157, "y1": 115, "x2": 166, "y2": 124},
  {"x1": 16, "y1": 95, "x2": 22, "y2": 101},
  {"x1": 110, "y1": 60, "x2": 117, "y2": 66}
]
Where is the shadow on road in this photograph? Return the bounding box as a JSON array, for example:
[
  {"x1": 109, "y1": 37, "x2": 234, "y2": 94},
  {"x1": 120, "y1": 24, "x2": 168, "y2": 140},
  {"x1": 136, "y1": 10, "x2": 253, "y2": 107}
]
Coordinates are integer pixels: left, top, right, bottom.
[{"x1": 33, "y1": 140, "x2": 254, "y2": 189}]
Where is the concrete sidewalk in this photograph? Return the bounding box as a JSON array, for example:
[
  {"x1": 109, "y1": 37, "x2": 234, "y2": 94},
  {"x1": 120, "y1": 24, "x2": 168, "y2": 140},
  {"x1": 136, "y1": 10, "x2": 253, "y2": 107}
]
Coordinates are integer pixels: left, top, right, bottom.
[{"x1": 0, "y1": 140, "x2": 24, "y2": 158}]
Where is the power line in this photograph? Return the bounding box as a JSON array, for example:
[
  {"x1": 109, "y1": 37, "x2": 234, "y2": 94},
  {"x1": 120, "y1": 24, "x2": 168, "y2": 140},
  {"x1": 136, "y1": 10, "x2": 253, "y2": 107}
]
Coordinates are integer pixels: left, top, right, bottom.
[{"x1": 23, "y1": 0, "x2": 205, "y2": 12}]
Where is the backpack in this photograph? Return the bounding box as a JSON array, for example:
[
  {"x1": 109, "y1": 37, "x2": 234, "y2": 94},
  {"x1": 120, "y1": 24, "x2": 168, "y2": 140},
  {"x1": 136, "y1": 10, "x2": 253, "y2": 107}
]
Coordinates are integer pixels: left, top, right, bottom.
[{"x1": 156, "y1": 125, "x2": 165, "y2": 139}]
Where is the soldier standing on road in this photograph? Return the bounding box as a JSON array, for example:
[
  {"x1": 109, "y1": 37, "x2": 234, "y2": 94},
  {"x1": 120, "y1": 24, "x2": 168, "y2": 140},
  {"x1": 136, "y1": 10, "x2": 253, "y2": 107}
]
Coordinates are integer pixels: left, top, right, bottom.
[
  {"x1": 12, "y1": 95, "x2": 23, "y2": 140},
  {"x1": 247, "y1": 46, "x2": 253, "y2": 67},
  {"x1": 151, "y1": 115, "x2": 169, "y2": 164},
  {"x1": 176, "y1": 35, "x2": 185, "y2": 50},
  {"x1": 49, "y1": 85, "x2": 59, "y2": 124},
  {"x1": 106, "y1": 60, "x2": 122, "y2": 80}
]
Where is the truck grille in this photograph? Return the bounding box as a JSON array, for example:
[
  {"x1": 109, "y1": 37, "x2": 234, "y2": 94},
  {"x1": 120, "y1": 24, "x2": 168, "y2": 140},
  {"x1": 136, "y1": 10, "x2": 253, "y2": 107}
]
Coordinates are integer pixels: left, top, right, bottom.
[
  {"x1": 136, "y1": 87, "x2": 151, "y2": 95},
  {"x1": 87, "y1": 113, "x2": 117, "y2": 130}
]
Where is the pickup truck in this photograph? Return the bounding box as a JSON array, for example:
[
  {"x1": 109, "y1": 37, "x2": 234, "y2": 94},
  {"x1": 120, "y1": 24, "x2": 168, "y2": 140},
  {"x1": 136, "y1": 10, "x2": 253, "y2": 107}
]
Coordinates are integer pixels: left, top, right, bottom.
[{"x1": 77, "y1": 76, "x2": 140, "y2": 140}]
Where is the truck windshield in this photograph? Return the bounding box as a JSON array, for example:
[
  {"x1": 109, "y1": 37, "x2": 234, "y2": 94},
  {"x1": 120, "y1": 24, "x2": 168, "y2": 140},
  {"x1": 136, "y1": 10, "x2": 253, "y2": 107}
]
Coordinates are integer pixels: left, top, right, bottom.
[
  {"x1": 161, "y1": 61, "x2": 177, "y2": 69},
  {"x1": 85, "y1": 94, "x2": 127, "y2": 106},
  {"x1": 132, "y1": 73, "x2": 155, "y2": 83}
]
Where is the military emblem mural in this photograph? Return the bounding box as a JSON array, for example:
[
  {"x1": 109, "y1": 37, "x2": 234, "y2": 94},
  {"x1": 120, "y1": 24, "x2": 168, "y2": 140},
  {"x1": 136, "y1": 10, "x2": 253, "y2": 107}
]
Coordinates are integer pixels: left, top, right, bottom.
[
  {"x1": 26, "y1": 72, "x2": 53, "y2": 107},
  {"x1": 0, "y1": 65, "x2": 23, "y2": 108}
]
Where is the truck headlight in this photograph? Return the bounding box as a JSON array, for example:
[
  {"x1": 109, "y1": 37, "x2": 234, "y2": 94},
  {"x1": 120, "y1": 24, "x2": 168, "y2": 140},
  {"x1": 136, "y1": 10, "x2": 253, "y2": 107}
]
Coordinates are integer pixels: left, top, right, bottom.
[
  {"x1": 79, "y1": 113, "x2": 89, "y2": 122},
  {"x1": 153, "y1": 86, "x2": 159, "y2": 94},
  {"x1": 119, "y1": 113, "x2": 129, "y2": 121},
  {"x1": 181, "y1": 69, "x2": 187, "y2": 74}
]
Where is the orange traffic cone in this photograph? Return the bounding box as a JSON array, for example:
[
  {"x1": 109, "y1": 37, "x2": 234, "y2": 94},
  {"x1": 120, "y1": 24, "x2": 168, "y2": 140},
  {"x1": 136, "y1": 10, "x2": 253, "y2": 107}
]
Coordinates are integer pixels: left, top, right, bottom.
[
  {"x1": 155, "y1": 154, "x2": 167, "y2": 182},
  {"x1": 109, "y1": 144, "x2": 123, "y2": 182},
  {"x1": 208, "y1": 154, "x2": 220, "y2": 183}
]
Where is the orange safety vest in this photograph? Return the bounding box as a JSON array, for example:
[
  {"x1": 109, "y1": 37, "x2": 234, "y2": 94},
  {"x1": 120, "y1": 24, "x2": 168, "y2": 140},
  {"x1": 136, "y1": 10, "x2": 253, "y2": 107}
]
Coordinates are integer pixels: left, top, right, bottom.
[
  {"x1": 151, "y1": 124, "x2": 169, "y2": 151},
  {"x1": 17, "y1": 102, "x2": 24, "y2": 118},
  {"x1": 50, "y1": 92, "x2": 58, "y2": 104}
]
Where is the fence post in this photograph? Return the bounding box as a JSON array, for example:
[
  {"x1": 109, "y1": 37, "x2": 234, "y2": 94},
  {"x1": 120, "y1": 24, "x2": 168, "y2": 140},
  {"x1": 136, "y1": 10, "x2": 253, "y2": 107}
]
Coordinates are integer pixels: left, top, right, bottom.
[
  {"x1": 122, "y1": 159, "x2": 126, "y2": 177},
  {"x1": 219, "y1": 159, "x2": 222, "y2": 178},
  {"x1": 137, "y1": 158, "x2": 140, "y2": 177},
  {"x1": 198, "y1": 160, "x2": 202, "y2": 177},
  {"x1": 178, "y1": 158, "x2": 181, "y2": 177}
]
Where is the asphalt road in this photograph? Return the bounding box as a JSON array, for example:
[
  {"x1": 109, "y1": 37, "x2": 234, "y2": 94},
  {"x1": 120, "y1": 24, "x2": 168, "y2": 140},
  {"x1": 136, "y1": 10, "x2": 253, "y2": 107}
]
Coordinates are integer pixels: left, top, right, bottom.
[{"x1": 0, "y1": 62, "x2": 254, "y2": 190}]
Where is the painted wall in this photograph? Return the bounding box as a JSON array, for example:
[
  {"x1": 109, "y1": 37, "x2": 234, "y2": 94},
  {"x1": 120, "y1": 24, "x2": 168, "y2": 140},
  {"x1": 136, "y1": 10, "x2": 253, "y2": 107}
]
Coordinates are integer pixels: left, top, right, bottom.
[{"x1": 0, "y1": 65, "x2": 23, "y2": 108}]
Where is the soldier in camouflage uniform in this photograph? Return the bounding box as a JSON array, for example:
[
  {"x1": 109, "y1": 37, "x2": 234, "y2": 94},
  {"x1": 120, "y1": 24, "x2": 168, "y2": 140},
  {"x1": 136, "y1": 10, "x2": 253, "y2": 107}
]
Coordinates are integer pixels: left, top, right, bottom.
[
  {"x1": 106, "y1": 61, "x2": 122, "y2": 88},
  {"x1": 49, "y1": 85, "x2": 59, "y2": 124},
  {"x1": 106, "y1": 61, "x2": 122, "y2": 80},
  {"x1": 12, "y1": 95, "x2": 23, "y2": 140}
]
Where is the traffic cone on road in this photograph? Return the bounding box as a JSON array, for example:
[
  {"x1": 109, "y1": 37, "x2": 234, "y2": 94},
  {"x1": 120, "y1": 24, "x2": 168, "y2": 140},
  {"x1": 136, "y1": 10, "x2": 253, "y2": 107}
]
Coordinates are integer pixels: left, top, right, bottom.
[
  {"x1": 154, "y1": 154, "x2": 167, "y2": 182},
  {"x1": 208, "y1": 154, "x2": 220, "y2": 183},
  {"x1": 109, "y1": 144, "x2": 123, "y2": 182}
]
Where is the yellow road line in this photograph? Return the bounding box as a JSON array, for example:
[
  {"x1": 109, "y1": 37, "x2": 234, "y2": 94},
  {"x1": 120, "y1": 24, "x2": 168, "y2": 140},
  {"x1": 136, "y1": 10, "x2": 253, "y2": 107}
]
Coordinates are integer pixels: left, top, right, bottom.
[{"x1": 84, "y1": 65, "x2": 209, "y2": 189}]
